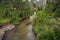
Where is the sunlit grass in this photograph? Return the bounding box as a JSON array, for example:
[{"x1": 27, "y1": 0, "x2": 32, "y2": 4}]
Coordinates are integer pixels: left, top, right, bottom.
[{"x1": 0, "y1": 18, "x2": 11, "y2": 24}]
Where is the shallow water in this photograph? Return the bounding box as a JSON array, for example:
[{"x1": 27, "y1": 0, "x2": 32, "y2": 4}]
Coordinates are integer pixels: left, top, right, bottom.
[
  {"x1": 26, "y1": 24, "x2": 35, "y2": 40},
  {"x1": 3, "y1": 21, "x2": 35, "y2": 40}
]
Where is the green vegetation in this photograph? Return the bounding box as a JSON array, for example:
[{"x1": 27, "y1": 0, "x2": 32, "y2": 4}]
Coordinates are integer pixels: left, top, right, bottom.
[
  {"x1": 0, "y1": 0, "x2": 33, "y2": 24},
  {"x1": 33, "y1": 11, "x2": 60, "y2": 40},
  {"x1": 0, "y1": 0, "x2": 60, "y2": 40},
  {"x1": 32, "y1": 0, "x2": 60, "y2": 40}
]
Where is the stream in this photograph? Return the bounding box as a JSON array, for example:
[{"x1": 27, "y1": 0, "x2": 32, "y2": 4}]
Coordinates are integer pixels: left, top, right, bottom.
[
  {"x1": 2, "y1": 12, "x2": 36, "y2": 40},
  {"x1": 26, "y1": 23, "x2": 36, "y2": 40},
  {"x1": 3, "y1": 20, "x2": 36, "y2": 40}
]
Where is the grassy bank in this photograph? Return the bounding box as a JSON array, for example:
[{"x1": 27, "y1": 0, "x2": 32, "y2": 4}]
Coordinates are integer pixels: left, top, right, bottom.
[{"x1": 33, "y1": 11, "x2": 60, "y2": 40}]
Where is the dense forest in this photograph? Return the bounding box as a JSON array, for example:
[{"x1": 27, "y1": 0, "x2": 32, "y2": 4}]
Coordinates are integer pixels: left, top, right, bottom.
[{"x1": 0, "y1": 0, "x2": 60, "y2": 40}]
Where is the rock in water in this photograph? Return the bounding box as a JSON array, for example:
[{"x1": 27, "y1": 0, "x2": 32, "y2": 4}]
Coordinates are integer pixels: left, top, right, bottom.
[{"x1": 2, "y1": 24, "x2": 15, "y2": 31}]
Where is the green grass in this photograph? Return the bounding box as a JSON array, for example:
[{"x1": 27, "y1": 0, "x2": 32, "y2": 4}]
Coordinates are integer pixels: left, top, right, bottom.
[
  {"x1": 0, "y1": 18, "x2": 11, "y2": 24},
  {"x1": 33, "y1": 11, "x2": 60, "y2": 40}
]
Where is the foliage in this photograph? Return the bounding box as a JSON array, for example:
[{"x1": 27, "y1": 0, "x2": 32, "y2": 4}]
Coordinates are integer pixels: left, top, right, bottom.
[
  {"x1": 46, "y1": 4, "x2": 54, "y2": 12},
  {"x1": 33, "y1": 11, "x2": 60, "y2": 40},
  {"x1": 0, "y1": 0, "x2": 60, "y2": 40},
  {"x1": 54, "y1": 8, "x2": 60, "y2": 17},
  {"x1": 0, "y1": 0, "x2": 33, "y2": 24}
]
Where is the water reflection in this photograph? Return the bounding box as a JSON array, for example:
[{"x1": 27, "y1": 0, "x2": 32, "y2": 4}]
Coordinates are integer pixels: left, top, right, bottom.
[{"x1": 26, "y1": 23, "x2": 35, "y2": 40}]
